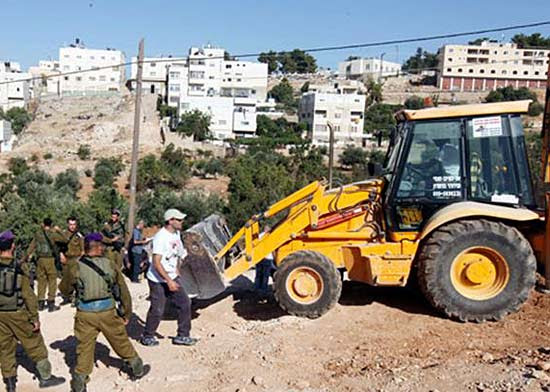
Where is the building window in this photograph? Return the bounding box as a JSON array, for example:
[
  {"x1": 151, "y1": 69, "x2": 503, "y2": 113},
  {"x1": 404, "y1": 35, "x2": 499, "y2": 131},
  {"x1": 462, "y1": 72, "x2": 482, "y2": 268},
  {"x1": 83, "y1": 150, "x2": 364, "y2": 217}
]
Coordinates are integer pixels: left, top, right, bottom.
[
  {"x1": 64, "y1": 76, "x2": 69, "y2": 80},
  {"x1": 491, "y1": 70, "x2": 496, "y2": 74},
  {"x1": 334, "y1": 112, "x2": 342, "y2": 119},
  {"x1": 64, "y1": 55, "x2": 69, "y2": 58},
  {"x1": 169, "y1": 72, "x2": 181, "y2": 78},
  {"x1": 101, "y1": 56, "x2": 105, "y2": 60},
  {"x1": 170, "y1": 96, "x2": 178, "y2": 103},
  {"x1": 512, "y1": 70, "x2": 518, "y2": 75},
  {"x1": 90, "y1": 56, "x2": 95, "y2": 60},
  {"x1": 219, "y1": 120, "x2": 227, "y2": 125},
  {"x1": 150, "y1": 62, "x2": 156, "y2": 67},
  {"x1": 502, "y1": 70, "x2": 507, "y2": 75},
  {"x1": 468, "y1": 69, "x2": 474, "y2": 73},
  {"x1": 535, "y1": 71, "x2": 540, "y2": 75},
  {"x1": 89, "y1": 77, "x2": 96, "y2": 81},
  {"x1": 458, "y1": 68, "x2": 463, "y2": 72},
  {"x1": 99, "y1": 76, "x2": 106, "y2": 81},
  {"x1": 76, "y1": 55, "x2": 82, "y2": 59},
  {"x1": 480, "y1": 69, "x2": 485, "y2": 74},
  {"x1": 448, "y1": 58, "x2": 453, "y2": 62},
  {"x1": 524, "y1": 71, "x2": 528, "y2": 75},
  {"x1": 150, "y1": 72, "x2": 156, "y2": 76},
  {"x1": 110, "y1": 78, "x2": 115, "y2": 81},
  {"x1": 225, "y1": 64, "x2": 232, "y2": 69},
  {"x1": 449, "y1": 48, "x2": 454, "y2": 53},
  {"x1": 76, "y1": 77, "x2": 82, "y2": 81},
  {"x1": 446, "y1": 68, "x2": 452, "y2": 72}
]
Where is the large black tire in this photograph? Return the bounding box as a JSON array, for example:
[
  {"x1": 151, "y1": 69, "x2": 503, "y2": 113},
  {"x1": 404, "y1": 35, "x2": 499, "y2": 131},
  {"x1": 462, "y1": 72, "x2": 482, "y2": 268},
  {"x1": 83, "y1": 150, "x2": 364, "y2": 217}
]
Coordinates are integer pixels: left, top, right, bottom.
[
  {"x1": 274, "y1": 251, "x2": 342, "y2": 319},
  {"x1": 417, "y1": 219, "x2": 536, "y2": 322}
]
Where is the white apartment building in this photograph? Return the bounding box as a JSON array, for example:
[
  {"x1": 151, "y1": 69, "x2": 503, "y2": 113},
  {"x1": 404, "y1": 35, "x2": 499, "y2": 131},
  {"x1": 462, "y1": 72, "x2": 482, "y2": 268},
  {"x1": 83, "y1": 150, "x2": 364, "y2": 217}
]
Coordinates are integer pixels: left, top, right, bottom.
[
  {"x1": 0, "y1": 120, "x2": 15, "y2": 152},
  {"x1": 129, "y1": 56, "x2": 176, "y2": 96},
  {"x1": 165, "y1": 45, "x2": 268, "y2": 139},
  {"x1": 178, "y1": 96, "x2": 257, "y2": 140},
  {"x1": 59, "y1": 39, "x2": 125, "y2": 94},
  {"x1": 339, "y1": 58, "x2": 401, "y2": 80},
  {"x1": 0, "y1": 61, "x2": 30, "y2": 111},
  {"x1": 438, "y1": 41, "x2": 550, "y2": 91},
  {"x1": 28, "y1": 60, "x2": 61, "y2": 97},
  {"x1": 299, "y1": 92, "x2": 366, "y2": 146}
]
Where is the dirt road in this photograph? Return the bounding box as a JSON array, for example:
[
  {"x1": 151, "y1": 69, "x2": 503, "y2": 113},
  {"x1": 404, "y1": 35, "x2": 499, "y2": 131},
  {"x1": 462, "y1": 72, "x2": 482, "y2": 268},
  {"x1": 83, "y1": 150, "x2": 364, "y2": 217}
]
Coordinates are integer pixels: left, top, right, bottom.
[{"x1": 13, "y1": 272, "x2": 550, "y2": 392}]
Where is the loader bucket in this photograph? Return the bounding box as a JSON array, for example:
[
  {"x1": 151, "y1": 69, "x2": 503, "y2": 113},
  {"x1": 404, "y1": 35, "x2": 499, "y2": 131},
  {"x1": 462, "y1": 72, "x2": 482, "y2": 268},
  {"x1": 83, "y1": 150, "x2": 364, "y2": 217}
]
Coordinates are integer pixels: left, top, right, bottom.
[{"x1": 180, "y1": 214, "x2": 236, "y2": 299}]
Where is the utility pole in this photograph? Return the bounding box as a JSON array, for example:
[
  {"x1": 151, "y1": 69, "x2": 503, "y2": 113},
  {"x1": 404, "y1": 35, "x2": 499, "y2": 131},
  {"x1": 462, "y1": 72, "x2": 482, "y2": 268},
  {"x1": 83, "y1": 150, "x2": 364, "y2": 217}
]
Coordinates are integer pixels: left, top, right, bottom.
[
  {"x1": 126, "y1": 38, "x2": 144, "y2": 247},
  {"x1": 328, "y1": 122, "x2": 334, "y2": 189}
]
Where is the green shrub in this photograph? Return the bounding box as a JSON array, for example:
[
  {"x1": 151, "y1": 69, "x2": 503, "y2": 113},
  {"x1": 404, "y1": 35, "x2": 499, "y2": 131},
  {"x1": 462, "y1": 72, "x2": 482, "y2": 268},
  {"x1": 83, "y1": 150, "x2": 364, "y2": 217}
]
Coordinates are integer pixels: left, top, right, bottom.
[{"x1": 77, "y1": 144, "x2": 91, "y2": 160}]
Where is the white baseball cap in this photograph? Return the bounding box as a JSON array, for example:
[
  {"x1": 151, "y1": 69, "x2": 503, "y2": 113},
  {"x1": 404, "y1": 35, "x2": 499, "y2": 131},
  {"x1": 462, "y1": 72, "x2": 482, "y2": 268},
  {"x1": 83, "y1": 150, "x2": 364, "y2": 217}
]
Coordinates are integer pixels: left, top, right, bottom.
[{"x1": 164, "y1": 208, "x2": 187, "y2": 221}]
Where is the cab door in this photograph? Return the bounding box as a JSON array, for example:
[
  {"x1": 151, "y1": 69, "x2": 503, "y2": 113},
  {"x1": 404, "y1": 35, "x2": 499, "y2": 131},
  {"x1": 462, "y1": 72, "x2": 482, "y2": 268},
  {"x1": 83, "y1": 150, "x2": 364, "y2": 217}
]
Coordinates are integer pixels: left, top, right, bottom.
[{"x1": 386, "y1": 118, "x2": 465, "y2": 232}]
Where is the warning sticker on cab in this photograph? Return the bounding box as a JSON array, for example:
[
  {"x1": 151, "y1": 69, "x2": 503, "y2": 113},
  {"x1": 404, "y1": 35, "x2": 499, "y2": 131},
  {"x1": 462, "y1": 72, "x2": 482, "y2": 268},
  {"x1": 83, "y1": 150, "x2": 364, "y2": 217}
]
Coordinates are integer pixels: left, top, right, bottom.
[{"x1": 472, "y1": 116, "x2": 502, "y2": 138}]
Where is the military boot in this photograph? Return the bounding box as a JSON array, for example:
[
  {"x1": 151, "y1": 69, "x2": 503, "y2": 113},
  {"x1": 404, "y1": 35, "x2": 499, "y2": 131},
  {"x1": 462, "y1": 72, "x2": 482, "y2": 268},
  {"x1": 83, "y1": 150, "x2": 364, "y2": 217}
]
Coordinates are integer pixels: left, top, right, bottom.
[
  {"x1": 38, "y1": 300, "x2": 46, "y2": 311},
  {"x1": 47, "y1": 300, "x2": 60, "y2": 312},
  {"x1": 127, "y1": 357, "x2": 151, "y2": 381},
  {"x1": 70, "y1": 373, "x2": 87, "y2": 392},
  {"x1": 38, "y1": 374, "x2": 65, "y2": 389},
  {"x1": 36, "y1": 359, "x2": 65, "y2": 389},
  {"x1": 3, "y1": 376, "x2": 16, "y2": 392}
]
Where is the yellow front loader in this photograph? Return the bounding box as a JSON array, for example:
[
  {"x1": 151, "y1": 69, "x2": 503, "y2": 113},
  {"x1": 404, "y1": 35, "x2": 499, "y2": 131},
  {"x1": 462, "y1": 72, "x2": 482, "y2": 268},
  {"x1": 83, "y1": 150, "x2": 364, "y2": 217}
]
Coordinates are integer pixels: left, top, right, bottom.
[{"x1": 181, "y1": 58, "x2": 550, "y2": 322}]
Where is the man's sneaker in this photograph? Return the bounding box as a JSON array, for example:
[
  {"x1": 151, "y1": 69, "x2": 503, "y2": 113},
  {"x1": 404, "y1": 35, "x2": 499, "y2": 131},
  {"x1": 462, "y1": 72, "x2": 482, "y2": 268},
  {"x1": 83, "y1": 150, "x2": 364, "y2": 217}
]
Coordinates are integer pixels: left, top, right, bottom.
[
  {"x1": 38, "y1": 374, "x2": 66, "y2": 388},
  {"x1": 139, "y1": 336, "x2": 159, "y2": 347},
  {"x1": 172, "y1": 336, "x2": 199, "y2": 346}
]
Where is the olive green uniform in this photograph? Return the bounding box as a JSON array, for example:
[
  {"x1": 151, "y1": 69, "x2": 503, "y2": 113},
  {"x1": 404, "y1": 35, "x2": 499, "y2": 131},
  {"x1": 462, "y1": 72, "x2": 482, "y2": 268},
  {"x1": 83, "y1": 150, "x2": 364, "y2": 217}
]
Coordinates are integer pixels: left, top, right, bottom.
[
  {"x1": 27, "y1": 228, "x2": 68, "y2": 302},
  {"x1": 102, "y1": 221, "x2": 125, "y2": 268},
  {"x1": 61, "y1": 230, "x2": 84, "y2": 303},
  {"x1": 0, "y1": 257, "x2": 53, "y2": 379},
  {"x1": 59, "y1": 255, "x2": 141, "y2": 385}
]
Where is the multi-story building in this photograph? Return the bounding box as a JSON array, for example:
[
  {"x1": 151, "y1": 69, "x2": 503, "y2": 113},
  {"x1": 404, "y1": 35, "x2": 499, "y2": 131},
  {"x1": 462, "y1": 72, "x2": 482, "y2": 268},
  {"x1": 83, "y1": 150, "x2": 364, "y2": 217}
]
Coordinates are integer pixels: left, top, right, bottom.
[
  {"x1": 28, "y1": 60, "x2": 61, "y2": 97},
  {"x1": 59, "y1": 39, "x2": 125, "y2": 94},
  {"x1": 166, "y1": 45, "x2": 268, "y2": 140},
  {"x1": 338, "y1": 57, "x2": 401, "y2": 80},
  {"x1": 0, "y1": 120, "x2": 14, "y2": 152},
  {"x1": 0, "y1": 61, "x2": 30, "y2": 111},
  {"x1": 299, "y1": 92, "x2": 366, "y2": 146},
  {"x1": 437, "y1": 41, "x2": 550, "y2": 91},
  {"x1": 307, "y1": 80, "x2": 365, "y2": 95},
  {"x1": 128, "y1": 56, "x2": 177, "y2": 96}
]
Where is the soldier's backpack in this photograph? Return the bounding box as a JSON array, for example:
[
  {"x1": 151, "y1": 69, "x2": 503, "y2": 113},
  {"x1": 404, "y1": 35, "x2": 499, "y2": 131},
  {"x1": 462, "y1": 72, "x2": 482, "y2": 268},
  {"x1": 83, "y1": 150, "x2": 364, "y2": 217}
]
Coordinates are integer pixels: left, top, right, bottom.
[
  {"x1": 0, "y1": 260, "x2": 23, "y2": 311},
  {"x1": 76, "y1": 257, "x2": 116, "y2": 302}
]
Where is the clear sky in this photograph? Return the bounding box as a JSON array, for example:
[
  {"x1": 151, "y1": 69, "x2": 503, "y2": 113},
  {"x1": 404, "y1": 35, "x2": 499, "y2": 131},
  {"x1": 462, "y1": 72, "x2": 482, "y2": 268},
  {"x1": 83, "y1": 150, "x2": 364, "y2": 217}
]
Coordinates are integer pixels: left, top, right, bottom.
[{"x1": 1, "y1": 0, "x2": 550, "y2": 70}]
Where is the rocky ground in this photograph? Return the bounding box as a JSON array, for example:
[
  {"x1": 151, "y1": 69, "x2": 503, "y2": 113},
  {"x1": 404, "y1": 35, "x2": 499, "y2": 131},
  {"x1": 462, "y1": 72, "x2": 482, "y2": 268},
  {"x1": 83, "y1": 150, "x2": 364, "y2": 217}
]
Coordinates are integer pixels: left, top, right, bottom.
[{"x1": 12, "y1": 271, "x2": 550, "y2": 392}]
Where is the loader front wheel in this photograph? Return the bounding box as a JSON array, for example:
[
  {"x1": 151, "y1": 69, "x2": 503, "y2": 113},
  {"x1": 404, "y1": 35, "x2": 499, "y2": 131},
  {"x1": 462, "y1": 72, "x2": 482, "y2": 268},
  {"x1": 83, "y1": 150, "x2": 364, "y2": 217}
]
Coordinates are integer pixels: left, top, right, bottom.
[
  {"x1": 274, "y1": 251, "x2": 342, "y2": 318},
  {"x1": 417, "y1": 219, "x2": 536, "y2": 322}
]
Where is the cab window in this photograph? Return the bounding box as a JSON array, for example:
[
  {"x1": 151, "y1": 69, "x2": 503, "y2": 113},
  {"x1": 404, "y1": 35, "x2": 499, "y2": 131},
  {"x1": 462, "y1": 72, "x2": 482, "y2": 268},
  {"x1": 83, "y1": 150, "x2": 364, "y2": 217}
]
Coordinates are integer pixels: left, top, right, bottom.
[{"x1": 396, "y1": 119, "x2": 463, "y2": 201}]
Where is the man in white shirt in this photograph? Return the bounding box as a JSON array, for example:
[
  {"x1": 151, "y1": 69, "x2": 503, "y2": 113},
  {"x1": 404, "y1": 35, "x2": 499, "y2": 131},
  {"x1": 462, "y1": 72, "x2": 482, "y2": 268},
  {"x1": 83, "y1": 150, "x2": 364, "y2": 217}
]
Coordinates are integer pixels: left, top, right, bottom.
[{"x1": 140, "y1": 209, "x2": 198, "y2": 347}]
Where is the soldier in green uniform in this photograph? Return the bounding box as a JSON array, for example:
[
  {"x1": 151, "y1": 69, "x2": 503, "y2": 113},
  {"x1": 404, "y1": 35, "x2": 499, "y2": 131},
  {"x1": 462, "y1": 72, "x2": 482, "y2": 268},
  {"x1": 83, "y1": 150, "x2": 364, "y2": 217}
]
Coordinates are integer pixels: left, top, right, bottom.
[
  {"x1": 59, "y1": 232, "x2": 149, "y2": 392},
  {"x1": 0, "y1": 230, "x2": 65, "y2": 391},
  {"x1": 59, "y1": 216, "x2": 84, "y2": 306},
  {"x1": 101, "y1": 209, "x2": 125, "y2": 268},
  {"x1": 26, "y1": 218, "x2": 68, "y2": 312}
]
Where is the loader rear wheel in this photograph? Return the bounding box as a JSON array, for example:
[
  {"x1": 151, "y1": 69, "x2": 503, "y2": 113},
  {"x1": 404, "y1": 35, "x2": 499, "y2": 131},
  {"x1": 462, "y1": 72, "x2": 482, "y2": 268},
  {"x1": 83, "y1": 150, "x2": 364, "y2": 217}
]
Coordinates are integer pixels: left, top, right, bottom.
[
  {"x1": 274, "y1": 251, "x2": 342, "y2": 319},
  {"x1": 417, "y1": 219, "x2": 536, "y2": 322}
]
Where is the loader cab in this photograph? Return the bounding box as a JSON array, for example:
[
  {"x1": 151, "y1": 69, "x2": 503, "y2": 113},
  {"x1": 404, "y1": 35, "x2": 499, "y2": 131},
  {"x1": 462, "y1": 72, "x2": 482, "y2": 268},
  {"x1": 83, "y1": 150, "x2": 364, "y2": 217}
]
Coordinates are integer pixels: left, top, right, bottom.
[{"x1": 382, "y1": 101, "x2": 535, "y2": 232}]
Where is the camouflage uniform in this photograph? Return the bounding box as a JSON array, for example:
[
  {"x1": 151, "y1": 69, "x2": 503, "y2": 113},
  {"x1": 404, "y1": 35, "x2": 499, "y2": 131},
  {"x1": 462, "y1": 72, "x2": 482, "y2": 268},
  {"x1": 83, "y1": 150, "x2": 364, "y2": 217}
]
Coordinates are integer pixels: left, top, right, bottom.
[
  {"x1": 26, "y1": 228, "x2": 68, "y2": 307},
  {"x1": 101, "y1": 220, "x2": 125, "y2": 268},
  {"x1": 59, "y1": 254, "x2": 145, "y2": 391},
  {"x1": 0, "y1": 256, "x2": 64, "y2": 389},
  {"x1": 61, "y1": 229, "x2": 84, "y2": 303}
]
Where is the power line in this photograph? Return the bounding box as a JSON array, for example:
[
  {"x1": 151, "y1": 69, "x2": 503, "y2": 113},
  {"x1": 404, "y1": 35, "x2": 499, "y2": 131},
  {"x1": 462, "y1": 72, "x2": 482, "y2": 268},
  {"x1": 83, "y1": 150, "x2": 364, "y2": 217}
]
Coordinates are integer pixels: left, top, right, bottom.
[{"x1": 1, "y1": 20, "x2": 549, "y2": 87}]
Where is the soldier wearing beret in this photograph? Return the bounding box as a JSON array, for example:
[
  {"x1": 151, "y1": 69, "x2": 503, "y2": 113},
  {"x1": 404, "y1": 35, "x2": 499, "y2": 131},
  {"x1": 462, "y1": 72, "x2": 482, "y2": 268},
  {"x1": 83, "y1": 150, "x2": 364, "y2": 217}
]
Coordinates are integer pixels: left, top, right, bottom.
[
  {"x1": 0, "y1": 230, "x2": 65, "y2": 391},
  {"x1": 59, "y1": 232, "x2": 149, "y2": 392}
]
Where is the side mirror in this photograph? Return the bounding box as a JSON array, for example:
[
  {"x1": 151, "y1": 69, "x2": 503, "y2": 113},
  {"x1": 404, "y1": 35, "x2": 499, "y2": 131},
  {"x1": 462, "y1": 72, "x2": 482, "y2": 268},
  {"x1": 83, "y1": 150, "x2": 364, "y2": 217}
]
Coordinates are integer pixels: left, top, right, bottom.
[{"x1": 367, "y1": 162, "x2": 382, "y2": 177}]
